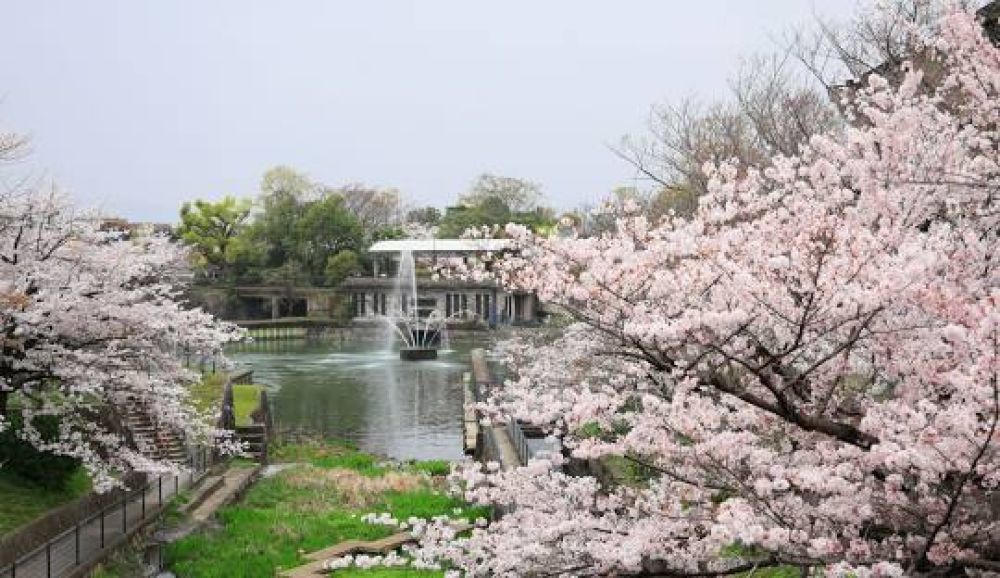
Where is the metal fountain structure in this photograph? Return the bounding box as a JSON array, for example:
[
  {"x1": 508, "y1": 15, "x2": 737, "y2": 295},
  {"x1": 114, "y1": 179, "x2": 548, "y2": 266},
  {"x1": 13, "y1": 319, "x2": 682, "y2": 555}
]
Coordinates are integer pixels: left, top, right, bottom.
[{"x1": 382, "y1": 250, "x2": 450, "y2": 361}]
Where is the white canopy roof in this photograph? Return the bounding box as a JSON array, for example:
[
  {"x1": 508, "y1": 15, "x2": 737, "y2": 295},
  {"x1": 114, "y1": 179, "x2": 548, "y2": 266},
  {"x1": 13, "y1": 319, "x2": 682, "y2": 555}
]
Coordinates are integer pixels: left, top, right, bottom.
[{"x1": 367, "y1": 238, "x2": 511, "y2": 254}]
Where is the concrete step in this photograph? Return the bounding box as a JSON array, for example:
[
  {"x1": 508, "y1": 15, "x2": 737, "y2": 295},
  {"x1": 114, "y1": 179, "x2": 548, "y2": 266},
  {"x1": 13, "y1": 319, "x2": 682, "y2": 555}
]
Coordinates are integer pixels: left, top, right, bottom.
[
  {"x1": 190, "y1": 467, "x2": 258, "y2": 523},
  {"x1": 182, "y1": 475, "x2": 225, "y2": 514}
]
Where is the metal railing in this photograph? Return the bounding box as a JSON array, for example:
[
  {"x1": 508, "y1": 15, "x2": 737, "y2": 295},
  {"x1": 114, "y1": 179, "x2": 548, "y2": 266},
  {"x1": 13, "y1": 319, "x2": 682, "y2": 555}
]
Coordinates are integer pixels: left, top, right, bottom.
[
  {"x1": 506, "y1": 419, "x2": 531, "y2": 467},
  {"x1": 0, "y1": 450, "x2": 210, "y2": 578}
]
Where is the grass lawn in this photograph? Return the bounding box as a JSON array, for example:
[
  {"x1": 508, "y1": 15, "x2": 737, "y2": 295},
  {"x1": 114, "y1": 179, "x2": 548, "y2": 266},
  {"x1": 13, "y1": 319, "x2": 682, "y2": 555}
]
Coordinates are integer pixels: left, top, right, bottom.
[
  {"x1": 187, "y1": 373, "x2": 263, "y2": 426},
  {"x1": 232, "y1": 384, "x2": 263, "y2": 426},
  {"x1": 0, "y1": 468, "x2": 92, "y2": 535},
  {"x1": 165, "y1": 441, "x2": 480, "y2": 578}
]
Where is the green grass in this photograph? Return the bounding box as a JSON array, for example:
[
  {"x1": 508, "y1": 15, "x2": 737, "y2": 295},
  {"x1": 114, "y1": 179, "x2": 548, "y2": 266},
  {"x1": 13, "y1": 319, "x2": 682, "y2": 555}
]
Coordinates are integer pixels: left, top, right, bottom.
[
  {"x1": 271, "y1": 440, "x2": 453, "y2": 477},
  {"x1": 188, "y1": 372, "x2": 227, "y2": 415},
  {"x1": 0, "y1": 468, "x2": 92, "y2": 535},
  {"x1": 187, "y1": 373, "x2": 263, "y2": 426},
  {"x1": 89, "y1": 541, "x2": 145, "y2": 578},
  {"x1": 232, "y1": 384, "x2": 263, "y2": 426},
  {"x1": 165, "y1": 441, "x2": 478, "y2": 578},
  {"x1": 270, "y1": 439, "x2": 387, "y2": 475},
  {"x1": 406, "y1": 460, "x2": 451, "y2": 477}
]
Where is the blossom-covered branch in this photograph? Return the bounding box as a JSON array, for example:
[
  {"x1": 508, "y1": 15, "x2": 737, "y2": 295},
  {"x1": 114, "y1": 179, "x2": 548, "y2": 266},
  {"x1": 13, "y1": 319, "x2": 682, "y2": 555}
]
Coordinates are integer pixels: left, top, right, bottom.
[
  {"x1": 413, "y1": 3, "x2": 1000, "y2": 576},
  {"x1": 0, "y1": 187, "x2": 242, "y2": 490}
]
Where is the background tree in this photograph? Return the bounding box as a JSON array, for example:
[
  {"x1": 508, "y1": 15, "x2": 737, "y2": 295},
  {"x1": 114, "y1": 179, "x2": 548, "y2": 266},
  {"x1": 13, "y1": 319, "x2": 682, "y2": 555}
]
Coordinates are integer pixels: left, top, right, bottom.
[
  {"x1": 293, "y1": 193, "x2": 364, "y2": 280},
  {"x1": 438, "y1": 196, "x2": 512, "y2": 238},
  {"x1": 177, "y1": 196, "x2": 251, "y2": 279},
  {"x1": 252, "y1": 167, "x2": 310, "y2": 270},
  {"x1": 615, "y1": 55, "x2": 838, "y2": 217},
  {"x1": 405, "y1": 206, "x2": 442, "y2": 227},
  {"x1": 458, "y1": 173, "x2": 542, "y2": 213},
  {"x1": 439, "y1": 175, "x2": 556, "y2": 238},
  {"x1": 334, "y1": 184, "x2": 404, "y2": 240},
  {"x1": 230, "y1": 167, "x2": 366, "y2": 285},
  {"x1": 324, "y1": 250, "x2": 360, "y2": 286},
  {"x1": 260, "y1": 165, "x2": 317, "y2": 200}
]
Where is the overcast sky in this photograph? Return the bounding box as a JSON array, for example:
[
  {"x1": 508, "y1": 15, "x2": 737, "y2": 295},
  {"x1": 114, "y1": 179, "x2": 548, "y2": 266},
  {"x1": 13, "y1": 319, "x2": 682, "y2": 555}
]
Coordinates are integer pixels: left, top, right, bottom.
[{"x1": 1, "y1": 1, "x2": 845, "y2": 222}]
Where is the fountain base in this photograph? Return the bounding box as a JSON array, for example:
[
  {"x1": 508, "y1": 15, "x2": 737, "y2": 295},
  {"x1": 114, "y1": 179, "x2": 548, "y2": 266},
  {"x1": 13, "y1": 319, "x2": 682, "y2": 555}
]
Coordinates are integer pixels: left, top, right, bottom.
[{"x1": 400, "y1": 347, "x2": 438, "y2": 361}]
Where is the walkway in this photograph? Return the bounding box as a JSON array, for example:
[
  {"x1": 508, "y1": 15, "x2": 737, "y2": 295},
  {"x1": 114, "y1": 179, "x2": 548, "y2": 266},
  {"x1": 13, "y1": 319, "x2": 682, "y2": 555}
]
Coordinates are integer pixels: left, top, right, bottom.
[{"x1": 1, "y1": 471, "x2": 200, "y2": 578}]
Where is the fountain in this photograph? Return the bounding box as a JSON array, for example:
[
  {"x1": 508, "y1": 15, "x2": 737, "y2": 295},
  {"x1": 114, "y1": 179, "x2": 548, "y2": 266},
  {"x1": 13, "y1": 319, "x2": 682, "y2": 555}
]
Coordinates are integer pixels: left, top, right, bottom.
[{"x1": 383, "y1": 250, "x2": 448, "y2": 361}]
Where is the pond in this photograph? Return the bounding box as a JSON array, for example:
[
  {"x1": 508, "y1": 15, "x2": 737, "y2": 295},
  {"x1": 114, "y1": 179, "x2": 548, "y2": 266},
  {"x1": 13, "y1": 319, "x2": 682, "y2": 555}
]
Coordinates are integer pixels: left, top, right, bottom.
[{"x1": 227, "y1": 338, "x2": 487, "y2": 461}]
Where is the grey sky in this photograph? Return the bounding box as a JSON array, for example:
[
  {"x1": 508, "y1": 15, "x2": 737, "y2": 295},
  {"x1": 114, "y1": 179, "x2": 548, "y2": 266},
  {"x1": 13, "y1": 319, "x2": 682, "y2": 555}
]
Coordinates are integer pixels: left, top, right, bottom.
[{"x1": 1, "y1": 1, "x2": 842, "y2": 222}]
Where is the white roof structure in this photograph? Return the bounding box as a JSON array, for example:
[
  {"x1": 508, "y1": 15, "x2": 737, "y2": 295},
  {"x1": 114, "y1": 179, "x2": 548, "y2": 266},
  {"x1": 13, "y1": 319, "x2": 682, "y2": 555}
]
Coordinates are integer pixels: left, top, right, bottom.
[{"x1": 367, "y1": 238, "x2": 511, "y2": 254}]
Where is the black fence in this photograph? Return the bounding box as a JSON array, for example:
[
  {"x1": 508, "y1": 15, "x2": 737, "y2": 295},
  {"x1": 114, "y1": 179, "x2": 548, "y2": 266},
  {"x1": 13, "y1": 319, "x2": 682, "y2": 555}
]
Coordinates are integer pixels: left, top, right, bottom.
[{"x1": 0, "y1": 451, "x2": 209, "y2": 578}]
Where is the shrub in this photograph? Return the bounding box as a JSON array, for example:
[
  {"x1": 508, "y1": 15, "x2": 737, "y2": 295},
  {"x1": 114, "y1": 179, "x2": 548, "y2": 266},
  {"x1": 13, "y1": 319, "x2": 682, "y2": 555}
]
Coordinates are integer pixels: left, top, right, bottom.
[{"x1": 0, "y1": 412, "x2": 81, "y2": 490}]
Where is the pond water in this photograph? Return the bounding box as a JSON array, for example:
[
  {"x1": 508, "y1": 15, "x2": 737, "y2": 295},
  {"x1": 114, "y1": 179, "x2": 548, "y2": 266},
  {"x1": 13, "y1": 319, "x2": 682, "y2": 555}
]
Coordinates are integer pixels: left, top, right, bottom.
[{"x1": 227, "y1": 338, "x2": 488, "y2": 461}]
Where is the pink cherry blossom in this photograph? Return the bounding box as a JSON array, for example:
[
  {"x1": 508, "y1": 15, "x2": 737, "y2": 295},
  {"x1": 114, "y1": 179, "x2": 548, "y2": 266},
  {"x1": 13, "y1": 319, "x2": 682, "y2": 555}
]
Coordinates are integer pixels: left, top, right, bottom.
[{"x1": 402, "y1": 3, "x2": 1000, "y2": 575}]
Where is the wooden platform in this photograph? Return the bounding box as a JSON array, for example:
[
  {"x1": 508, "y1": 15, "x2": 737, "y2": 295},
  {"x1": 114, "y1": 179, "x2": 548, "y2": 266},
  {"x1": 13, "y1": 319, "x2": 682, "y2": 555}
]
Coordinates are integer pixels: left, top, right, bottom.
[{"x1": 278, "y1": 522, "x2": 472, "y2": 577}]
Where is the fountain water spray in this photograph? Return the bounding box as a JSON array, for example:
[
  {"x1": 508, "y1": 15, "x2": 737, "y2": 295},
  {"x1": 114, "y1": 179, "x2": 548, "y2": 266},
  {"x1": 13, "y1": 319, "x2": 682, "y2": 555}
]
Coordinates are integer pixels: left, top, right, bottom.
[{"x1": 381, "y1": 250, "x2": 451, "y2": 361}]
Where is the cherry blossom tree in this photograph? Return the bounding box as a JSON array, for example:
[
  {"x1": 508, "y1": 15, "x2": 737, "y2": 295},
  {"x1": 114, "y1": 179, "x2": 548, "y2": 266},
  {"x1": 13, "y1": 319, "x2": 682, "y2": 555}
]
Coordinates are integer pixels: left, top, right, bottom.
[
  {"x1": 0, "y1": 182, "x2": 241, "y2": 490},
  {"x1": 408, "y1": 4, "x2": 999, "y2": 576}
]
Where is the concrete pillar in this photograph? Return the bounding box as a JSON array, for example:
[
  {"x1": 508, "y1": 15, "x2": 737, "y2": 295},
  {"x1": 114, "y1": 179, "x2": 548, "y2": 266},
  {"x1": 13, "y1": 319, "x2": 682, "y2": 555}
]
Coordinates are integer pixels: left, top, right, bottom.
[
  {"x1": 271, "y1": 296, "x2": 280, "y2": 319},
  {"x1": 524, "y1": 294, "x2": 535, "y2": 321},
  {"x1": 490, "y1": 288, "x2": 498, "y2": 327}
]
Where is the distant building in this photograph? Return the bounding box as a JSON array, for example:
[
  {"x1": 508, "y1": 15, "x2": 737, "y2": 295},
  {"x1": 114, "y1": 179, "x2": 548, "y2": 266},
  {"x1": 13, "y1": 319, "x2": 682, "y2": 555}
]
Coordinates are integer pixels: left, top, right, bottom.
[
  {"x1": 340, "y1": 238, "x2": 541, "y2": 326},
  {"x1": 99, "y1": 218, "x2": 174, "y2": 239}
]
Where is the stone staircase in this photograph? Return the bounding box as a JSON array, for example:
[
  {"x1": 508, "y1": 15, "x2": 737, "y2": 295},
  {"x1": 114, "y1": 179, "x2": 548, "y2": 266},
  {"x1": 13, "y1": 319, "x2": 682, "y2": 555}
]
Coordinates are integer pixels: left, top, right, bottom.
[
  {"x1": 235, "y1": 424, "x2": 268, "y2": 462},
  {"x1": 124, "y1": 405, "x2": 188, "y2": 463}
]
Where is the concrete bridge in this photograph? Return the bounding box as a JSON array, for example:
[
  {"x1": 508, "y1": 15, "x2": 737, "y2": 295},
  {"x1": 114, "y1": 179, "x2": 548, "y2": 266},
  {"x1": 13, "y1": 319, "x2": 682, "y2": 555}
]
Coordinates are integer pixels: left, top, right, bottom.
[
  {"x1": 188, "y1": 285, "x2": 342, "y2": 320},
  {"x1": 229, "y1": 285, "x2": 340, "y2": 319}
]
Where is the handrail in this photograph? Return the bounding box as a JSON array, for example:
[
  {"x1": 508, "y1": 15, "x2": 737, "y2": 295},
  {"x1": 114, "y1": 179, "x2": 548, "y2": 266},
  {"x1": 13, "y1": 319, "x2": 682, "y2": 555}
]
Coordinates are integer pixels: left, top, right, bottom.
[{"x1": 0, "y1": 447, "x2": 212, "y2": 578}]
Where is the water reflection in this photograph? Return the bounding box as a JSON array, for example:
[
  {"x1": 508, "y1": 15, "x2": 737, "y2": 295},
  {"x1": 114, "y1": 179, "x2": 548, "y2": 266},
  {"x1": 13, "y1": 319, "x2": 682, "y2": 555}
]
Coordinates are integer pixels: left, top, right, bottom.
[{"x1": 227, "y1": 340, "x2": 479, "y2": 460}]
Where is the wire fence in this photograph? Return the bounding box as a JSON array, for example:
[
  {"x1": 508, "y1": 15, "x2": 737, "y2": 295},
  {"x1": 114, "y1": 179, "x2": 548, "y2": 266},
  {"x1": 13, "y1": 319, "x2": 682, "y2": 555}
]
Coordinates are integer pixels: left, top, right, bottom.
[{"x1": 0, "y1": 449, "x2": 211, "y2": 578}]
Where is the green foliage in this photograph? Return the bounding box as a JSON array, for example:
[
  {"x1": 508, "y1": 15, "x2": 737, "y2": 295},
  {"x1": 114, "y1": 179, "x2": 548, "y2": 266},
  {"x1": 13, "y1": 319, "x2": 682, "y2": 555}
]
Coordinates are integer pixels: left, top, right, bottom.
[
  {"x1": 177, "y1": 196, "x2": 252, "y2": 277},
  {"x1": 325, "y1": 249, "x2": 361, "y2": 286},
  {"x1": 0, "y1": 468, "x2": 91, "y2": 534},
  {"x1": 405, "y1": 206, "x2": 442, "y2": 226},
  {"x1": 575, "y1": 421, "x2": 604, "y2": 439},
  {"x1": 458, "y1": 173, "x2": 541, "y2": 212},
  {"x1": 294, "y1": 194, "x2": 365, "y2": 277},
  {"x1": 437, "y1": 196, "x2": 556, "y2": 238},
  {"x1": 718, "y1": 543, "x2": 805, "y2": 578},
  {"x1": 601, "y1": 455, "x2": 658, "y2": 488},
  {"x1": 650, "y1": 185, "x2": 699, "y2": 219},
  {"x1": 0, "y1": 412, "x2": 84, "y2": 491},
  {"x1": 434, "y1": 173, "x2": 556, "y2": 238},
  {"x1": 207, "y1": 167, "x2": 366, "y2": 286},
  {"x1": 260, "y1": 260, "x2": 311, "y2": 286},
  {"x1": 371, "y1": 226, "x2": 406, "y2": 242},
  {"x1": 406, "y1": 459, "x2": 452, "y2": 476}
]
